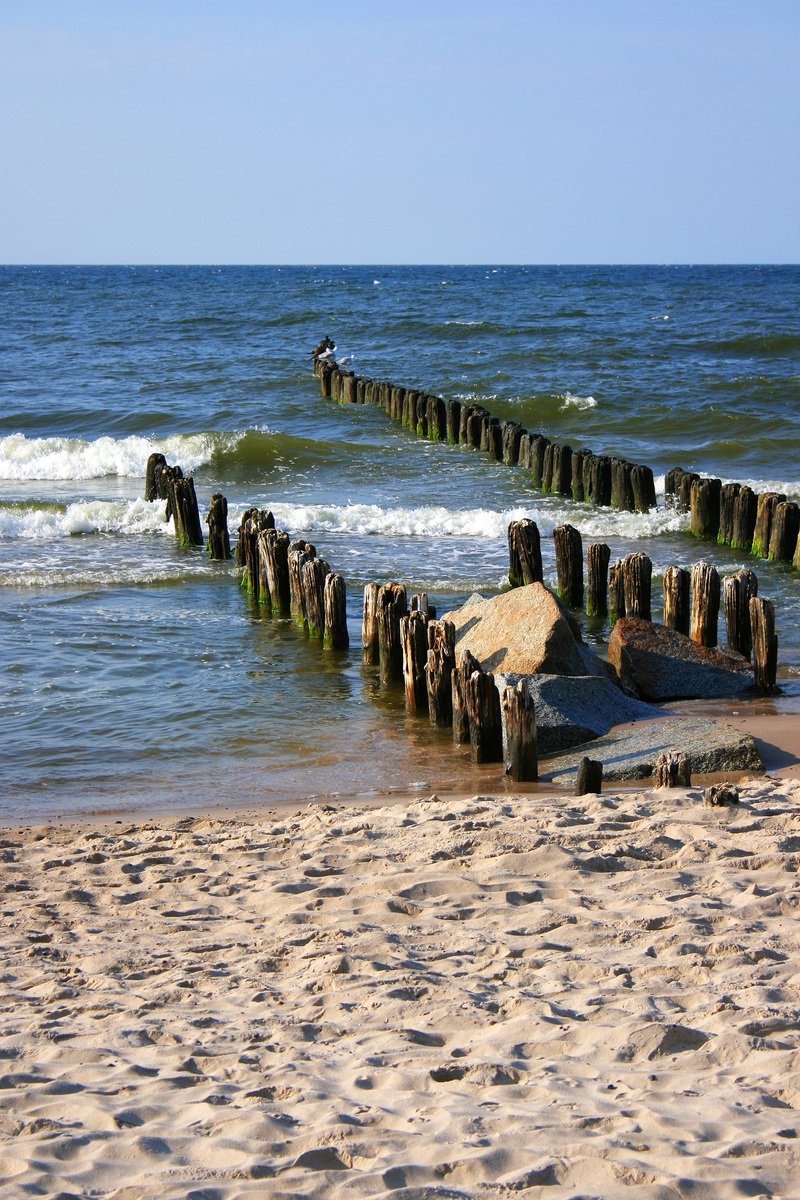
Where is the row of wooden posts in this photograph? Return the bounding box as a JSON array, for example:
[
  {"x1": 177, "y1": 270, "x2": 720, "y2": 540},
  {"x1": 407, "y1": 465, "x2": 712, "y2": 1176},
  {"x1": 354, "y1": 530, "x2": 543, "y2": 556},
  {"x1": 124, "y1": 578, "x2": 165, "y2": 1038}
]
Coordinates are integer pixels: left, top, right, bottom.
[
  {"x1": 312, "y1": 347, "x2": 657, "y2": 514},
  {"x1": 312, "y1": 342, "x2": 800, "y2": 574},
  {"x1": 523, "y1": 516, "x2": 778, "y2": 692},
  {"x1": 665, "y1": 467, "x2": 800, "y2": 567}
]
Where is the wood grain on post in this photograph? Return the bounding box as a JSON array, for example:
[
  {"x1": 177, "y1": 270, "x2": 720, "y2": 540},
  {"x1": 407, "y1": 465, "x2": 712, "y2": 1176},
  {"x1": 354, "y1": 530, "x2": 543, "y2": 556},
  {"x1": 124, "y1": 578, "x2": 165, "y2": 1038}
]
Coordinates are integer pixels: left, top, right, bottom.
[
  {"x1": 447, "y1": 399, "x2": 462, "y2": 445},
  {"x1": 718, "y1": 482, "x2": 741, "y2": 546},
  {"x1": 609, "y1": 558, "x2": 626, "y2": 623},
  {"x1": 752, "y1": 491, "x2": 786, "y2": 559},
  {"x1": 507, "y1": 519, "x2": 543, "y2": 588},
  {"x1": 663, "y1": 565, "x2": 691, "y2": 636},
  {"x1": 207, "y1": 493, "x2": 231, "y2": 561},
  {"x1": 288, "y1": 540, "x2": 316, "y2": 629},
  {"x1": 501, "y1": 421, "x2": 523, "y2": 466},
  {"x1": 400, "y1": 610, "x2": 429, "y2": 711},
  {"x1": 553, "y1": 523, "x2": 584, "y2": 609},
  {"x1": 301, "y1": 556, "x2": 329, "y2": 640},
  {"x1": 323, "y1": 572, "x2": 349, "y2": 650},
  {"x1": 362, "y1": 582, "x2": 380, "y2": 665},
  {"x1": 631, "y1": 464, "x2": 657, "y2": 513},
  {"x1": 452, "y1": 649, "x2": 481, "y2": 744},
  {"x1": 731, "y1": 485, "x2": 757, "y2": 552},
  {"x1": 622, "y1": 551, "x2": 652, "y2": 622},
  {"x1": 586, "y1": 542, "x2": 610, "y2": 618},
  {"x1": 262, "y1": 528, "x2": 291, "y2": 616},
  {"x1": 425, "y1": 619, "x2": 456, "y2": 728},
  {"x1": 723, "y1": 567, "x2": 757, "y2": 660},
  {"x1": 530, "y1": 436, "x2": 549, "y2": 489},
  {"x1": 750, "y1": 596, "x2": 778, "y2": 694},
  {"x1": 377, "y1": 582, "x2": 408, "y2": 686},
  {"x1": 575, "y1": 758, "x2": 603, "y2": 795},
  {"x1": 768, "y1": 500, "x2": 800, "y2": 562},
  {"x1": 145, "y1": 452, "x2": 168, "y2": 501},
  {"x1": 654, "y1": 752, "x2": 691, "y2": 788},
  {"x1": 690, "y1": 477, "x2": 722, "y2": 540},
  {"x1": 690, "y1": 561, "x2": 721, "y2": 648},
  {"x1": 465, "y1": 669, "x2": 503, "y2": 764},
  {"x1": 502, "y1": 680, "x2": 538, "y2": 782}
]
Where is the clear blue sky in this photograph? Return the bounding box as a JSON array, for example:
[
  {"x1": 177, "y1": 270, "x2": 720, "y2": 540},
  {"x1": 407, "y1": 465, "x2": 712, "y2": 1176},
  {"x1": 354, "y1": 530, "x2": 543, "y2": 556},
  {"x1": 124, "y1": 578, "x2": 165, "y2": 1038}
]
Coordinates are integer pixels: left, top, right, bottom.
[{"x1": 1, "y1": 0, "x2": 798, "y2": 263}]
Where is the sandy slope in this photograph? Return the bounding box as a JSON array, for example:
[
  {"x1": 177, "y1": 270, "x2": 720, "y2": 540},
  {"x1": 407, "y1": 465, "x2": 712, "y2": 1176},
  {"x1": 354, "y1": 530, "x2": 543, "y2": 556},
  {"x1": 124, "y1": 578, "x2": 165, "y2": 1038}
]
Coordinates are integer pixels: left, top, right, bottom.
[{"x1": 2, "y1": 778, "x2": 800, "y2": 1198}]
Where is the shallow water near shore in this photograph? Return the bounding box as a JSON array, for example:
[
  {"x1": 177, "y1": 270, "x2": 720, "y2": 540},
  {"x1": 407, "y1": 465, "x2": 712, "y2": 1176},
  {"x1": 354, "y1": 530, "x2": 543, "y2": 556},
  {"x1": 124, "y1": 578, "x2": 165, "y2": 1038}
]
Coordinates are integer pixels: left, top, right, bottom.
[{"x1": 2, "y1": 265, "x2": 799, "y2": 820}]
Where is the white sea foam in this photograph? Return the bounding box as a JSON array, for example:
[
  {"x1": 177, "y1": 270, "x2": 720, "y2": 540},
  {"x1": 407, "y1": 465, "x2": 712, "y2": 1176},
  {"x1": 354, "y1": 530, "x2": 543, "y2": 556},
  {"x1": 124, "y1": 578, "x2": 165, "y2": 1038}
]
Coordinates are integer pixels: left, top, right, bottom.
[
  {"x1": 0, "y1": 498, "x2": 170, "y2": 540},
  {"x1": 559, "y1": 392, "x2": 597, "y2": 411},
  {"x1": 0, "y1": 431, "x2": 235, "y2": 481}
]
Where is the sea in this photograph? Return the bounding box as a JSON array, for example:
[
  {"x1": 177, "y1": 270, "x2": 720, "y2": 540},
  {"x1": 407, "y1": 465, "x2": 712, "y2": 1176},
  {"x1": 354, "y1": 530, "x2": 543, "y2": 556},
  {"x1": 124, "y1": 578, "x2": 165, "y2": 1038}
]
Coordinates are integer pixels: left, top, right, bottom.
[{"x1": 1, "y1": 264, "x2": 799, "y2": 822}]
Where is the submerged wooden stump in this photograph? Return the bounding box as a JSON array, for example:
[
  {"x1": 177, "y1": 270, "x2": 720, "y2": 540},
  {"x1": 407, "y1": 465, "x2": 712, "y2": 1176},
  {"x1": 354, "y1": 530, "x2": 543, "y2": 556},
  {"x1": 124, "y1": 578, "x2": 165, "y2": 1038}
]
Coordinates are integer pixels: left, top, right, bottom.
[
  {"x1": 723, "y1": 567, "x2": 757, "y2": 661},
  {"x1": 553, "y1": 523, "x2": 583, "y2": 609},
  {"x1": 452, "y1": 649, "x2": 481, "y2": 744},
  {"x1": 750, "y1": 596, "x2": 778, "y2": 694},
  {"x1": 323, "y1": 572, "x2": 349, "y2": 650},
  {"x1": 731, "y1": 485, "x2": 757, "y2": 552},
  {"x1": 261, "y1": 528, "x2": 291, "y2": 615},
  {"x1": 207, "y1": 493, "x2": 231, "y2": 561},
  {"x1": 502, "y1": 680, "x2": 538, "y2": 782},
  {"x1": 401, "y1": 610, "x2": 430, "y2": 711},
  {"x1": 362, "y1": 582, "x2": 380, "y2": 665},
  {"x1": 575, "y1": 758, "x2": 603, "y2": 796},
  {"x1": 507, "y1": 518, "x2": 543, "y2": 587},
  {"x1": 586, "y1": 542, "x2": 610, "y2": 618},
  {"x1": 752, "y1": 491, "x2": 786, "y2": 559},
  {"x1": 145, "y1": 452, "x2": 168, "y2": 501},
  {"x1": 425, "y1": 619, "x2": 456, "y2": 728},
  {"x1": 447, "y1": 399, "x2": 462, "y2": 445},
  {"x1": 654, "y1": 752, "x2": 692, "y2": 788},
  {"x1": 288, "y1": 540, "x2": 316, "y2": 628},
  {"x1": 301, "y1": 556, "x2": 330, "y2": 639},
  {"x1": 465, "y1": 668, "x2": 503, "y2": 764},
  {"x1": 622, "y1": 551, "x2": 652, "y2": 622},
  {"x1": 690, "y1": 477, "x2": 721, "y2": 540},
  {"x1": 663, "y1": 565, "x2": 691, "y2": 636},
  {"x1": 377, "y1": 582, "x2": 408, "y2": 685},
  {"x1": 690, "y1": 561, "x2": 720, "y2": 648}
]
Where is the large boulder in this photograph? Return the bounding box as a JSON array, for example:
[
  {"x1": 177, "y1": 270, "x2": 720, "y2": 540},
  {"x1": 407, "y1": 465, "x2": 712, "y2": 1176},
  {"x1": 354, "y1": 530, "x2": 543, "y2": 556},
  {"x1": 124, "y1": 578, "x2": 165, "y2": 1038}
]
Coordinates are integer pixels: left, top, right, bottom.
[
  {"x1": 496, "y1": 672, "x2": 662, "y2": 754},
  {"x1": 442, "y1": 583, "x2": 605, "y2": 678},
  {"x1": 609, "y1": 618, "x2": 754, "y2": 701}
]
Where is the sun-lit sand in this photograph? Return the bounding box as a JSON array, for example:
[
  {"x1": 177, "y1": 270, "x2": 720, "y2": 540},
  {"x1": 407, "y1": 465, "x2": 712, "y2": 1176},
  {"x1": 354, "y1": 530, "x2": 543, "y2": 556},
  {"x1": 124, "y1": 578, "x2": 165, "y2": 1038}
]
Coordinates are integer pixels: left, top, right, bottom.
[{"x1": 2, "y1": 720, "x2": 800, "y2": 1198}]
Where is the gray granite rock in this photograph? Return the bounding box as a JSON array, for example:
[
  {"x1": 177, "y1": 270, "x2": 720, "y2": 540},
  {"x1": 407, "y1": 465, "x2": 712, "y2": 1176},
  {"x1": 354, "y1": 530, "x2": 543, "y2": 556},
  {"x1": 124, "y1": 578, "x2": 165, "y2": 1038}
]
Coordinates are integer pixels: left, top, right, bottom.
[
  {"x1": 538, "y1": 717, "x2": 762, "y2": 786},
  {"x1": 496, "y1": 672, "x2": 663, "y2": 755}
]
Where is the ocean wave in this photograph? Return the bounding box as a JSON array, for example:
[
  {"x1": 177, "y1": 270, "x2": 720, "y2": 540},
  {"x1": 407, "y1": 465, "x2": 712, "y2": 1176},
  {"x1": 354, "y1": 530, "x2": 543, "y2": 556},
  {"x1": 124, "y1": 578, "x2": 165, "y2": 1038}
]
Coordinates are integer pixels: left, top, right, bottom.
[
  {"x1": 559, "y1": 392, "x2": 597, "y2": 412},
  {"x1": 0, "y1": 430, "x2": 240, "y2": 482},
  {"x1": 698, "y1": 332, "x2": 800, "y2": 357},
  {"x1": 0, "y1": 497, "x2": 170, "y2": 539}
]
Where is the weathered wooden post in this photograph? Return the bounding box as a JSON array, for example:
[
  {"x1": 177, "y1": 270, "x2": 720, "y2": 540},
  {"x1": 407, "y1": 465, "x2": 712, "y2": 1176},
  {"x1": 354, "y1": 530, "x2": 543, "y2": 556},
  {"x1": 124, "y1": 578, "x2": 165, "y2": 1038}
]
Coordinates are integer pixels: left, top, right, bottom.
[
  {"x1": 768, "y1": 500, "x2": 800, "y2": 562},
  {"x1": 502, "y1": 681, "x2": 538, "y2": 782},
  {"x1": 575, "y1": 758, "x2": 603, "y2": 795},
  {"x1": 718, "y1": 483, "x2": 741, "y2": 546},
  {"x1": 261, "y1": 528, "x2": 291, "y2": 615},
  {"x1": 571, "y1": 449, "x2": 589, "y2": 502},
  {"x1": 750, "y1": 596, "x2": 778, "y2": 694},
  {"x1": 427, "y1": 395, "x2": 447, "y2": 441},
  {"x1": 690, "y1": 477, "x2": 721, "y2": 540},
  {"x1": 400, "y1": 610, "x2": 429, "y2": 711},
  {"x1": 610, "y1": 459, "x2": 635, "y2": 512},
  {"x1": 553, "y1": 523, "x2": 583, "y2": 609},
  {"x1": 507, "y1": 519, "x2": 543, "y2": 587},
  {"x1": 465, "y1": 668, "x2": 503, "y2": 763},
  {"x1": 207, "y1": 493, "x2": 231, "y2": 561},
  {"x1": 447, "y1": 399, "x2": 462, "y2": 444},
  {"x1": 723, "y1": 567, "x2": 757, "y2": 660},
  {"x1": 501, "y1": 421, "x2": 523, "y2": 466},
  {"x1": 609, "y1": 558, "x2": 626, "y2": 623},
  {"x1": 362, "y1": 582, "x2": 380, "y2": 665},
  {"x1": 541, "y1": 443, "x2": 555, "y2": 493},
  {"x1": 530, "y1": 436, "x2": 549, "y2": 489},
  {"x1": 145, "y1": 452, "x2": 168, "y2": 501},
  {"x1": 731, "y1": 485, "x2": 757, "y2": 551},
  {"x1": 663, "y1": 565, "x2": 691, "y2": 636},
  {"x1": 237, "y1": 508, "x2": 274, "y2": 593},
  {"x1": 551, "y1": 444, "x2": 573, "y2": 496},
  {"x1": 301, "y1": 556, "x2": 329, "y2": 639},
  {"x1": 588, "y1": 455, "x2": 612, "y2": 507},
  {"x1": 452, "y1": 648, "x2": 481, "y2": 744},
  {"x1": 631, "y1": 464, "x2": 657, "y2": 513},
  {"x1": 586, "y1": 542, "x2": 610, "y2": 618},
  {"x1": 377, "y1": 582, "x2": 408, "y2": 685},
  {"x1": 323, "y1": 572, "x2": 349, "y2": 650},
  {"x1": 425, "y1": 619, "x2": 455, "y2": 727},
  {"x1": 167, "y1": 471, "x2": 204, "y2": 547},
  {"x1": 654, "y1": 752, "x2": 692, "y2": 788},
  {"x1": 752, "y1": 491, "x2": 786, "y2": 558},
  {"x1": 622, "y1": 551, "x2": 653, "y2": 621},
  {"x1": 690, "y1": 561, "x2": 720, "y2": 648},
  {"x1": 288, "y1": 540, "x2": 316, "y2": 629}
]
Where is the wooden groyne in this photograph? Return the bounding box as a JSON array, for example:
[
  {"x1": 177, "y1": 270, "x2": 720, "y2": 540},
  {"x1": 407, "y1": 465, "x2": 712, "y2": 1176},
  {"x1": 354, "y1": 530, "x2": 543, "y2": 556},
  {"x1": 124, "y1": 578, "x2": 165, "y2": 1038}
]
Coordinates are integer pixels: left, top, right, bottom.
[
  {"x1": 145, "y1": 452, "x2": 231, "y2": 558},
  {"x1": 312, "y1": 341, "x2": 799, "y2": 571}
]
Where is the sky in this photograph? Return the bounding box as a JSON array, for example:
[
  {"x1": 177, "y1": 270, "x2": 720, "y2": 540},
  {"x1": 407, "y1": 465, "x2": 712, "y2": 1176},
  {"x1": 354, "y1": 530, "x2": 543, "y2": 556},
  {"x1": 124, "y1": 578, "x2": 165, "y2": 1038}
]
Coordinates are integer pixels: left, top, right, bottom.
[{"x1": 1, "y1": 0, "x2": 798, "y2": 264}]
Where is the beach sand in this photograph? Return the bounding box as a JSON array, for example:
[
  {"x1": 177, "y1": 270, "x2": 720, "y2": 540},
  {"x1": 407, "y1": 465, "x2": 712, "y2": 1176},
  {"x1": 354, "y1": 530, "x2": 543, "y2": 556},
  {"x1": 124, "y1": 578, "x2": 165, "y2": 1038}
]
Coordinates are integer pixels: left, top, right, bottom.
[{"x1": 3, "y1": 725, "x2": 800, "y2": 1199}]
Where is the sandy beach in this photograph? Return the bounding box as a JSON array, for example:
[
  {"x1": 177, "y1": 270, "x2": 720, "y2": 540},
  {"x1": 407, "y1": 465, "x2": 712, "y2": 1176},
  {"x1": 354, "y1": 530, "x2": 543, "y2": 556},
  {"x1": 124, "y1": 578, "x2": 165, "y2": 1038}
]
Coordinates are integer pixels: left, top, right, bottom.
[{"x1": 2, "y1": 720, "x2": 800, "y2": 1199}]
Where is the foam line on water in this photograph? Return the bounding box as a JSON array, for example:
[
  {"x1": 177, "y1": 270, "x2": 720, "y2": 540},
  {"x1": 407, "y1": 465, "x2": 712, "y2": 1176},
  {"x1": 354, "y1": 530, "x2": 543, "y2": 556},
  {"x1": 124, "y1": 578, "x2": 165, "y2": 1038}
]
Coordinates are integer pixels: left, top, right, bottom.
[{"x1": 0, "y1": 431, "x2": 242, "y2": 481}]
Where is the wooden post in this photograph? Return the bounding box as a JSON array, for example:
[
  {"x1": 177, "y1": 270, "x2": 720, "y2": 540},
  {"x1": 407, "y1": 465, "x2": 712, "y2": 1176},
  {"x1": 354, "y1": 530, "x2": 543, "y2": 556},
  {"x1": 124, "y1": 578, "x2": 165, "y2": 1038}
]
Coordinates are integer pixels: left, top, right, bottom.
[
  {"x1": 145, "y1": 452, "x2": 168, "y2": 501},
  {"x1": 288, "y1": 540, "x2": 316, "y2": 629},
  {"x1": 502, "y1": 681, "x2": 538, "y2": 782},
  {"x1": 575, "y1": 758, "x2": 603, "y2": 795},
  {"x1": 622, "y1": 551, "x2": 652, "y2": 621},
  {"x1": 425, "y1": 620, "x2": 455, "y2": 727},
  {"x1": 501, "y1": 421, "x2": 523, "y2": 466},
  {"x1": 610, "y1": 459, "x2": 635, "y2": 512},
  {"x1": 654, "y1": 752, "x2": 691, "y2": 788},
  {"x1": 207, "y1": 493, "x2": 231, "y2": 561},
  {"x1": 750, "y1": 596, "x2": 778, "y2": 694},
  {"x1": 323, "y1": 572, "x2": 349, "y2": 650},
  {"x1": 400, "y1": 611, "x2": 429, "y2": 711},
  {"x1": 301, "y1": 556, "x2": 329, "y2": 639},
  {"x1": 447, "y1": 399, "x2": 461, "y2": 445},
  {"x1": 690, "y1": 561, "x2": 720, "y2": 648},
  {"x1": 631, "y1": 464, "x2": 657, "y2": 513},
  {"x1": 518, "y1": 432, "x2": 532, "y2": 469},
  {"x1": 663, "y1": 565, "x2": 691, "y2": 636},
  {"x1": 731, "y1": 485, "x2": 757, "y2": 552},
  {"x1": 507, "y1": 519, "x2": 543, "y2": 587},
  {"x1": 362, "y1": 583, "x2": 380, "y2": 665},
  {"x1": 571, "y1": 449, "x2": 588, "y2": 502},
  {"x1": 465, "y1": 669, "x2": 503, "y2": 763},
  {"x1": 752, "y1": 491, "x2": 786, "y2": 558},
  {"x1": 452, "y1": 649, "x2": 481, "y2": 744},
  {"x1": 262, "y1": 528, "x2": 291, "y2": 615},
  {"x1": 609, "y1": 558, "x2": 626, "y2": 623},
  {"x1": 768, "y1": 500, "x2": 800, "y2": 562},
  {"x1": 723, "y1": 567, "x2": 757, "y2": 660},
  {"x1": 427, "y1": 395, "x2": 447, "y2": 441},
  {"x1": 530, "y1": 436, "x2": 549, "y2": 489},
  {"x1": 588, "y1": 455, "x2": 612, "y2": 507},
  {"x1": 167, "y1": 473, "x2": 204, "y2": 547},
  {"x1": 690, "y1": 477, "x2": 722, "y2": 540},
  {"x1": 551, "y1": 444, "x2": 573, "y2": 496},
  {"x1": 553, "y1": 524, "x2": 583, "y2": 609},
  {"x1": 718, "y1": 482, "x2": 741, "y2": 546},
  {"x1": 586, "y1": 542, "x2": 610, "y2": 618},
  {"x1": 377, "y1": 582, "x2": 408, "y2": 685}
]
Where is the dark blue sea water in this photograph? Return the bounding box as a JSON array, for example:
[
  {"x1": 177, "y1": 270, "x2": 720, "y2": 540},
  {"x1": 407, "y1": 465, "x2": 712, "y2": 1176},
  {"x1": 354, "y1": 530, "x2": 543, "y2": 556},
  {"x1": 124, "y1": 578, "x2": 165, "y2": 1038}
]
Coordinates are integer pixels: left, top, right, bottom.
[{"x1": 1, "y1": 265, "x2": 798, "y2": 819}]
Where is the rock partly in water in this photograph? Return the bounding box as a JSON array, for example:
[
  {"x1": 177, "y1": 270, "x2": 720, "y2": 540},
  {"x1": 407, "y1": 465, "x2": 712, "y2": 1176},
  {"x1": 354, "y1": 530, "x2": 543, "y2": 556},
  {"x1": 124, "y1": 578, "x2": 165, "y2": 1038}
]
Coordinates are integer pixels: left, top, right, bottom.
[
  {"x1": 609, "y1": 618, "x2": 754, "y2": 701},
  {"x1": 496, "y1": 672, "x2": 663, "y2": 755},
  {"x1": 443, "y1": 583, "x2": 605, "y2": 678},
  {"x1": 539, "y1": 717, "x2": 761, "y2": 786}
]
